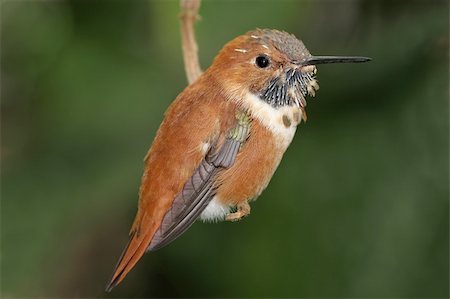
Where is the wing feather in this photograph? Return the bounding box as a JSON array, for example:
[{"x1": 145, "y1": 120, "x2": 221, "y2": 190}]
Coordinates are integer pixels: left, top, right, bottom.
[{"x1": 148, "y1": 117, "x2": 250, "y2": 251}]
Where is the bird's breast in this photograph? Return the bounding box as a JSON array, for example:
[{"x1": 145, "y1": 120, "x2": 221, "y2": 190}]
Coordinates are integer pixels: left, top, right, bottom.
[
  {"x1": 212, "y1": 92, "x2": 304, "y2": 211},
  {"x1": 241, "y1": 92, "x2": 303, "y2": 149}
]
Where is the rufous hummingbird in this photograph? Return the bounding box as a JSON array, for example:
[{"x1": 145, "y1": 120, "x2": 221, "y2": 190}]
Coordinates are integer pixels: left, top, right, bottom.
[{"x1": 106, "y1": 29, "x2": 370, "y2": 291}]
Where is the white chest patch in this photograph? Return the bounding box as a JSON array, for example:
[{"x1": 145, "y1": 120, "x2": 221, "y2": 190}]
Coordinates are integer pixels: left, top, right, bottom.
[{"x1": 241, "y1": 92, "x2": 302, "y2": 150}]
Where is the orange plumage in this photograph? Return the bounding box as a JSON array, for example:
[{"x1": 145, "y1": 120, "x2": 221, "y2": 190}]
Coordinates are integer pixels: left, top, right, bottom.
[
  {"x1": 106, "y1": 29, "x2": 370, "y2": 291},
  {"x1": 106, "y1": 72, "x2": 239, "y2": 290}
]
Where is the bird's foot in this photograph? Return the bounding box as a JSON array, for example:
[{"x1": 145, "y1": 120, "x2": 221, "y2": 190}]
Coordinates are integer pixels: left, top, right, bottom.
[{"x1": 225, "y1": 201, "x2": 250, "y2": 222}]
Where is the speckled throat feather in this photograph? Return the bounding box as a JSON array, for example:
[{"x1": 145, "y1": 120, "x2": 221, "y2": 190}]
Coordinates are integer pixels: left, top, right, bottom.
[{"x1": 259, "y1": 68, "x2": 318, "y2": 108}]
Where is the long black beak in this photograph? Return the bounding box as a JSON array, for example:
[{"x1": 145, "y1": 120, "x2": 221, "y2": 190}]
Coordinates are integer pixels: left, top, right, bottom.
[{"x1": 302, "y1": 56, "x2": 371, "y2": 65}]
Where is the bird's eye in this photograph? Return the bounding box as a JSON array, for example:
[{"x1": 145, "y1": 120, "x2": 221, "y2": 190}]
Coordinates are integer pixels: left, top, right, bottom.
[{"x1": 255, "y1": 55, "x2": 270, "y2": 68}]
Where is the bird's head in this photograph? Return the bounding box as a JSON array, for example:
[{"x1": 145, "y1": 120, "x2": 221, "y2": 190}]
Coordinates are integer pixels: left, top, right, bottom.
[{"x1": 208, "y1": 29, "x2": 370, "y2": 111}]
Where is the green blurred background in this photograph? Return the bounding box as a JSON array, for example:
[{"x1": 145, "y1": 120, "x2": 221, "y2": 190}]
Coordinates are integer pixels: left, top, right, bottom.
[{"x1": 1, "y1": 0, "x2": 448, "y2": 297}]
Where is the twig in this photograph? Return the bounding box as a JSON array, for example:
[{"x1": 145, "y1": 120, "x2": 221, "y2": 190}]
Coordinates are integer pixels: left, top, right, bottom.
[{"x1": 179, "y1": 0, "x2": 203, "y2": 84}]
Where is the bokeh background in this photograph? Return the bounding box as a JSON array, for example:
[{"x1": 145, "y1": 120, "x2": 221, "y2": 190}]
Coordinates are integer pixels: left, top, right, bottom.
[{"x1": 1, "y1": 0, "x2": 448, "y2": 298}]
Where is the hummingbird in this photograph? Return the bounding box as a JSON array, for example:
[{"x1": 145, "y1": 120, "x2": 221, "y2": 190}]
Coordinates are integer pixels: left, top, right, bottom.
[{"x1": 106, "y1": 28, "x2": 370, "y2": 291}]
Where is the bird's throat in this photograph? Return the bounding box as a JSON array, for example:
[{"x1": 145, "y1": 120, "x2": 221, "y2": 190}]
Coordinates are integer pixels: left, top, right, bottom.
[{"x1": 259, "y1": 69, "x2": 318, "y2": 109}]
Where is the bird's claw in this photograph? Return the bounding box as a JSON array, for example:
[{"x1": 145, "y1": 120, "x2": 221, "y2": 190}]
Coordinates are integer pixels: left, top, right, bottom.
[{"x1": 225, "y1": 201, "x2": 250, "y2": 222}]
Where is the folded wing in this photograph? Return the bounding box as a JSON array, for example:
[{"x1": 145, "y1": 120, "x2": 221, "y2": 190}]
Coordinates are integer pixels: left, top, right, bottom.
[{"x1": 106, "y1": 107, "x2": 250, "y2": 291}]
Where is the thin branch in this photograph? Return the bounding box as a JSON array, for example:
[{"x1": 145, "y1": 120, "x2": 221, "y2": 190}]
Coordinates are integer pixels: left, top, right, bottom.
[{"x1": 180, "y1": 0, "x2": 203, "y2": 84}]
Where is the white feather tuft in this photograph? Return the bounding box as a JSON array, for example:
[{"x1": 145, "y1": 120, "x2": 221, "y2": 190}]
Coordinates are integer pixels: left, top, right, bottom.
[{"x1": 199, "y1": 197, "x2": 232, "y2": 222}]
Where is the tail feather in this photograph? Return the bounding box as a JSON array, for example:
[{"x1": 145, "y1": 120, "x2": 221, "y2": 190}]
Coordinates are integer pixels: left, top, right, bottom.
[{"x1": 105, "y1": 215, "x2": 154, "y2": 292}]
